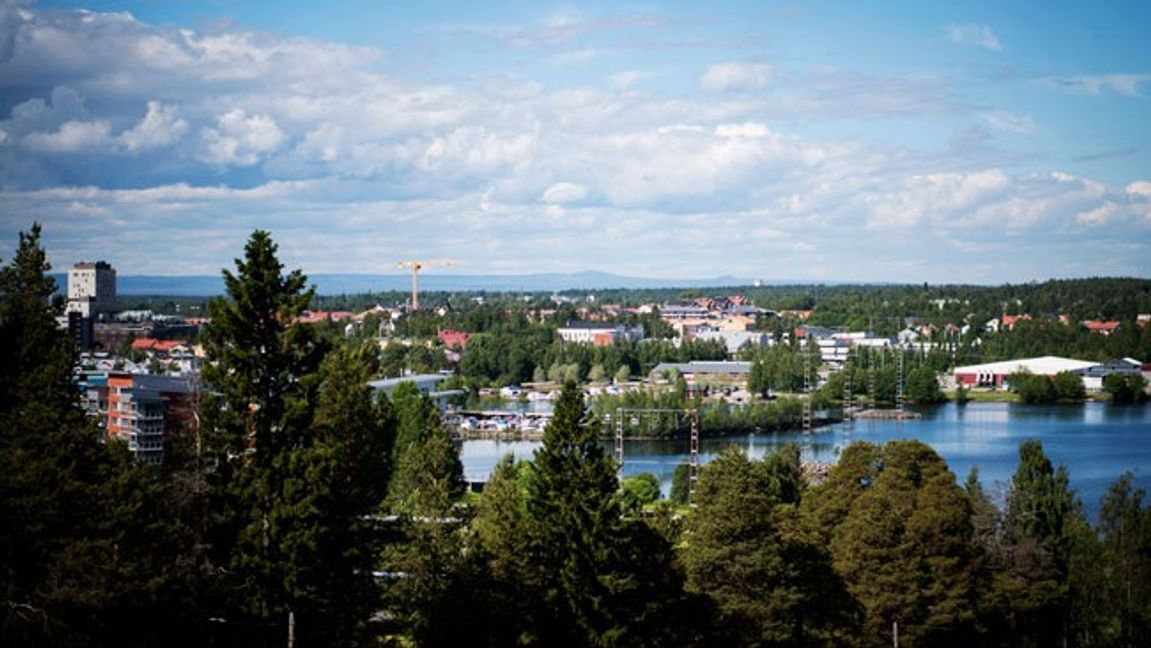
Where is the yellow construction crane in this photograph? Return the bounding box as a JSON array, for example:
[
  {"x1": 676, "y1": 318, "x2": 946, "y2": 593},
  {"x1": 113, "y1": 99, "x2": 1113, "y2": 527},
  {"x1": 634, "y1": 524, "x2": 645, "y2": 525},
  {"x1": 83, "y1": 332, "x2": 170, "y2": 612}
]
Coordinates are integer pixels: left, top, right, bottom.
[{"x1": 396, "y1": 259, "x2": 459, "y2": 311}]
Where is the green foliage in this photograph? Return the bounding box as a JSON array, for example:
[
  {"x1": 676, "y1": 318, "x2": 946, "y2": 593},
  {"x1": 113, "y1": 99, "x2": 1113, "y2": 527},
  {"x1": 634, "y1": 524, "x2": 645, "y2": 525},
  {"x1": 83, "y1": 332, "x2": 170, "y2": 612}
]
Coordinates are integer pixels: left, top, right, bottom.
[
  {"x1": 1011, "y1": 369, "x2": 1059, "y2": 404},
  {"x1": 198, "y1": 233, "x2": 327, "y2": 619},
  {"x1": 523, "y1": 381, "x2": 696, "y2": 645},
  {"x1": 1105, "y1": 372, "x2": 1149, "y2": 403},
  {"x1": 805, "y1": 440, "x2": 980, "y2": 645},
  {"x1": 670, "y1": 463, "x2": 692, "y2": 506},
  {"x1": 905, "y1": 365, "x2": 947, "y2": 404},
  {"x1": 1053, "y1": 370, "x2": 1087, "y2": 401},
  {"x1": 621, "y1": 472, "x2": 662, "y2": 512},
  {"x1": 0, "y1": 225, "x2": 209, "y2": 645},
  {"x1": 997, "y1": 439, "x2": 1080, "y2": 645},
  {"x1": 684, "y1": 445, "x2": 852, "y2": 645}
]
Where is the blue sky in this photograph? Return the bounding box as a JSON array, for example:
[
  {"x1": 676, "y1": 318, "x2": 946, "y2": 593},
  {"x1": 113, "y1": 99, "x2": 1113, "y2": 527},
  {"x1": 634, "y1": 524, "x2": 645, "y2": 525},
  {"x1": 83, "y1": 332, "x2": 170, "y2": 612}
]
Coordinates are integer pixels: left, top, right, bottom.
[{"x1": 2, "y1": 0, "x2": 1150, "y2": 283}]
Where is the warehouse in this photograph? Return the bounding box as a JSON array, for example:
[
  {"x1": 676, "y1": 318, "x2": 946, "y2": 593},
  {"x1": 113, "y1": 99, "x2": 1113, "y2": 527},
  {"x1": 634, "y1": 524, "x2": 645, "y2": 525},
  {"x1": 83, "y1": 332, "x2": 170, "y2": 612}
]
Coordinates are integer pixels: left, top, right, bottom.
[{"x1": 953, "y1": 355, "x2": 1099, "y2": 388}]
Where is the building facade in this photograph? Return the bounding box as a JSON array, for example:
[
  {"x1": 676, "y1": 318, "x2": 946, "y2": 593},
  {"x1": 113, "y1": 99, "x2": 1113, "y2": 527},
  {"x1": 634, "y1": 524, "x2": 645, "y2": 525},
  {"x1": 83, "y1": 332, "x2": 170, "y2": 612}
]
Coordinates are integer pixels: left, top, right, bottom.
[
  {"x1": 66, "y1": 261, "x2": 116, "y2": 318},
  {"x1": 80, "y1": 371, "x2": 196, "y2": 465}
]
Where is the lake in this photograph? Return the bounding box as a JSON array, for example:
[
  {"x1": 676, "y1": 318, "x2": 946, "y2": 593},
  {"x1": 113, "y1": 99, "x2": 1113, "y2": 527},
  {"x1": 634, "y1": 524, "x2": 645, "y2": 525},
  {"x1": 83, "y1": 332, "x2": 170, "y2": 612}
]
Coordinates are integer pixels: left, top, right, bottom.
[{"x1": 459, "y1": 401, "x2": 1151, "y2": 522}]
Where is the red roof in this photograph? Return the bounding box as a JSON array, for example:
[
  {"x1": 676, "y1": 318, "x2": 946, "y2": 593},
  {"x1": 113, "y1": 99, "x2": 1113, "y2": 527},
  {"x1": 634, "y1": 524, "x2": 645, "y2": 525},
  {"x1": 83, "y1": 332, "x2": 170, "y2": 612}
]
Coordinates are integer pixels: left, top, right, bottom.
[
  {"x1": 438, "y1": 329, "x2": 470, "y2": 349},
  {"x1": 132, "y1": 338, "x2": 185, "y2": 352},
  {"x1": 1083, "y1": 320, "x2": 1120, "y2": 333}
]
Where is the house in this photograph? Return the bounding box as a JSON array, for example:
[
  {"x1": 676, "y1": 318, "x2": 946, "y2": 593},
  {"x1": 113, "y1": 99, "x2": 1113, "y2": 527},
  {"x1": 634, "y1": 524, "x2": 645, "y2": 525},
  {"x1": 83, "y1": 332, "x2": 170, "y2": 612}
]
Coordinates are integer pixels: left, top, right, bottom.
[
  {"x1": 438, "y1": 329, "x2": 470, "y2": 350},
  {"x1": 794, "y1": 325, "x2": 836, "y2": 340},
  {"x1": 1074, "y1": 358, "x2": 1143, "y2": 391},
  {"x1": 1082, "y1": 319, "x2": 1120, "y2": 336},
  {"x1": 1001, "y1": 314, "x2": 1032, "y2": 331}
]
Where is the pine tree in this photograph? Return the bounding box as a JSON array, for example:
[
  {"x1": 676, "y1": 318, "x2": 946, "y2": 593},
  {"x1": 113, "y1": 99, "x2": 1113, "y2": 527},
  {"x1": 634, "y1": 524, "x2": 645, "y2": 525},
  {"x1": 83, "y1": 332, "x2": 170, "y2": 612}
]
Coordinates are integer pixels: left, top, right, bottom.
[
  {"x1": 808, "y1": 440, "x2": 979, "y2": 646},
  {"x1": 384, "y1": 395, "x2": 467, "y2": 646},
  {"x1": 684, "y1": 445, "x2": 851, "y2": 645}
]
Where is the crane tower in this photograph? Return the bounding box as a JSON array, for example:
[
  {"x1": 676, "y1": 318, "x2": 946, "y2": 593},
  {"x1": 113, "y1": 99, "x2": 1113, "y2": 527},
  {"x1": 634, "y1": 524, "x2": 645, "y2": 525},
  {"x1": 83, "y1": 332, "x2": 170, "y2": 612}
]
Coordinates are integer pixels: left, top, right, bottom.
[{"x1": 396, "y1": 259, "x2": 458, "y2": 311}]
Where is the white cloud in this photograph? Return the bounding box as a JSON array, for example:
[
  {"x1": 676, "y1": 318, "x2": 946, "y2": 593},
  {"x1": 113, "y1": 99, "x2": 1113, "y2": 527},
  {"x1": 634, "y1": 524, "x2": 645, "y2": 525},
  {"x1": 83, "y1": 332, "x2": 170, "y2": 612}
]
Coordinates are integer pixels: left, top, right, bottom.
[
  {"x1": 701, "y1": 62, "x2": 773, "y2": 92},
  {"x1": 120, "y1": 101, "x2": 188, "y2": 151},
  {"x1": 946, "y1": 24, "x2": 1002, "y2": 51},
  {"x1": 198, "y1": 109, "x2": 285, "y2": 166},
  {"x1": 714, "y1": 122, "x2": 770, "y2": 138},
  {"x1": 541, "y1": 182, "x2": 588, "y2": 204},
  {"x1": 1125, "y1": 180, "x2": 1151, "y2": 198},
  {"x1": 24, "y1": 119, "x2": 112, "y2": 152},
  {"x1": 1077, "y1": 202, "x2": 1119, "y2": 225}
]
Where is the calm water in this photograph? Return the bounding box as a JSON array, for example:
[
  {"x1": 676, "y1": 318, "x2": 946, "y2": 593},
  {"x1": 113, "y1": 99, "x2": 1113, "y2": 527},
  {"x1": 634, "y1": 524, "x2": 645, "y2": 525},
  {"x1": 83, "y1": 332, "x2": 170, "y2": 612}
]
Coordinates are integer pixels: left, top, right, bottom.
[{"x1": 459, "y1": 402, "x2": 1151, "y2": 522}]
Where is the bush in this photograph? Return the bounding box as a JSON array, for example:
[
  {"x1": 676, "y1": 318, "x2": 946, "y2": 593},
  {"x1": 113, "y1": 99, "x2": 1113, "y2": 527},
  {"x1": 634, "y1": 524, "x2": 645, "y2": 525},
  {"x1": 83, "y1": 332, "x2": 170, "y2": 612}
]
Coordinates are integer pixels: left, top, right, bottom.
[{"x1": 1104, "y1": 372, "x2": 1148, "y2": 403}]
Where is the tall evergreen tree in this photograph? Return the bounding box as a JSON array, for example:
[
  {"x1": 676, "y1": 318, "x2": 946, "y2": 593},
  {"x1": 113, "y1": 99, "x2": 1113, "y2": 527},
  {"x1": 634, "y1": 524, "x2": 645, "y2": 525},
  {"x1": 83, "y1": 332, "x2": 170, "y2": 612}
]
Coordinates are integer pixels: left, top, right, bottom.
[
  {"x1": 525, "y1": 381, "x2": 696, "y2": 646},
  {"x1": 1098, "y1": 472, "x2": 1151, "y2": 646},
  {"x1": 384, "y1": 397, "x2": 468, "y2": 646},
  {"x1": 277, "y1": 344, "x2": 395, "y2": 644},
  {"x1": 199, "y1": 230, "x2": 327, "y2": 627},
  {"x1": 995, "y1": 440, "x2": 1079, "y2": 646}
]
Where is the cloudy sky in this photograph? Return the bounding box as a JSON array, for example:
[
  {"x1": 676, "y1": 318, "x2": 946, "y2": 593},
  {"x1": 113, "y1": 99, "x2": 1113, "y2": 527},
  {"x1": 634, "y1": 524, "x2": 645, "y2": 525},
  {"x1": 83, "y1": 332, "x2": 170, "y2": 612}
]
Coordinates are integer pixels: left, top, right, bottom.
[{"x1": 1, "y1": 0, "x2": 1149, "y2": 283}]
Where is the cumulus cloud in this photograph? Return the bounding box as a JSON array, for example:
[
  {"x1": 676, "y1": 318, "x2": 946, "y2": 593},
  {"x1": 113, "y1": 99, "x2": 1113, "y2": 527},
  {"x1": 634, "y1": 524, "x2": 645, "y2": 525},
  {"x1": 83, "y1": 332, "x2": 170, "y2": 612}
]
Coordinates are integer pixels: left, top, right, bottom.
[
  {"x1": 701, "y1": 62, "x2": 773, "y2": 92},
  {"x1": 609, "y1": 70, "x2": 644, "y2": 90},
  {"x1": 2, "y1": 4, "x2": 1149, "y2": 281},
  {"x1": 24, "y1": 119, "x2": 112, "y2": 152},
  {"x1": 198, "y1": 109, "x2": 285, "y2": 166},
  {"x1": 1127, "y1": 180, "x2": 1151, "y2": 198},
  {"x1": 946, "y1": 24, "x2": 1002, "y2": 51},
  {"x1": 120, "y1": 101, "x2": 188, "y2": 152},
  {"x1": 1077, "y1": 202, "x2": 1119, "y2": 225}
]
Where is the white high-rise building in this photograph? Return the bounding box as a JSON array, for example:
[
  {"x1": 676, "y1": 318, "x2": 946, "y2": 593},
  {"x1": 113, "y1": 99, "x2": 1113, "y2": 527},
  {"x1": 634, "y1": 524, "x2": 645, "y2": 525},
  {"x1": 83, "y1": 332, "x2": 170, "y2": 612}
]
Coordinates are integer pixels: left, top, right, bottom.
[{"x1": 67, "y1": 261, "x2": 116, "y2": 318}]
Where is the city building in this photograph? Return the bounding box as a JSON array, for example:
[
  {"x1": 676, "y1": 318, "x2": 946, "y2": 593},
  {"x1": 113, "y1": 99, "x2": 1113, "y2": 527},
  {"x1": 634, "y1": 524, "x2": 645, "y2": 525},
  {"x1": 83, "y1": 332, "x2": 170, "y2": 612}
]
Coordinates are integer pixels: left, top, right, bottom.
[
  {"x1": 79, "y1": 371, "x2": 196, "y2": 465},
  {"x1": 649, "y1": 360, "x2": 753, "y2": 387},
  {"x1": 556, "y1": 321, "x2": 644, "y2": 346},
  {"x1": 66, "y1": 261, "x2": 116, "y2": 318},
  {"x1": 694, "y1": 329, "x2": 773, "y2": 355}
]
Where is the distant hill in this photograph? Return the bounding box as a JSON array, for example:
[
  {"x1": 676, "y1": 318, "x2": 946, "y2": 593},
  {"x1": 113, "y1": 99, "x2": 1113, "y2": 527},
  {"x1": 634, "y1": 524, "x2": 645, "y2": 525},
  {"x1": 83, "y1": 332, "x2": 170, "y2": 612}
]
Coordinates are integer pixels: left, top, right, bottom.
[{"x1": 51, "y1": 270, "x2": 770, "y2": 297}]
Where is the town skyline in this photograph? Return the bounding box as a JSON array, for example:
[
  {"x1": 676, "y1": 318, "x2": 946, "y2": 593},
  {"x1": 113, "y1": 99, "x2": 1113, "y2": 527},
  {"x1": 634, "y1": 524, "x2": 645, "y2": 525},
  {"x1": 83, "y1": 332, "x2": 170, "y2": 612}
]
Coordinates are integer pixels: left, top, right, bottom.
[{"x1": 2, "y1": 1, "x2": 1150, "y2": 282}]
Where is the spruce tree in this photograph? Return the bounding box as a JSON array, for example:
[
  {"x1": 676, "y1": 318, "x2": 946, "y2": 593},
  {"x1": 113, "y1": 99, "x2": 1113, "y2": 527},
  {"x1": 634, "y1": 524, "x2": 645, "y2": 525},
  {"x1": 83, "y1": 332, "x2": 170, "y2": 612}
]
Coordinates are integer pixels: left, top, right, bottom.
[
  {"x1": 199, "y1": 230, "x2": 327, "y2": 625},
  {"x1": 996, "y1": 439, "x2": 1079, "y2": 646},
  {"x1": 525, "y1": 381, "x2": 695, "y2": 646},
  {"x1": 278, "y1": 344, "x2": 395, "y2": 643},
  {"x1": 808, "y1": 440, "x2": 979, "y2": 645}
]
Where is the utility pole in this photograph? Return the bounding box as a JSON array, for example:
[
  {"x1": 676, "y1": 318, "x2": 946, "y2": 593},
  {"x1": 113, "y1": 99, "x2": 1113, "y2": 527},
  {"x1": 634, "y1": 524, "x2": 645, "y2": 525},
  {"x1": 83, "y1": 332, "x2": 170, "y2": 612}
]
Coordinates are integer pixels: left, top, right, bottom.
[{"x1": 802, "y1": 344, "x2": 813, "y2": 435}]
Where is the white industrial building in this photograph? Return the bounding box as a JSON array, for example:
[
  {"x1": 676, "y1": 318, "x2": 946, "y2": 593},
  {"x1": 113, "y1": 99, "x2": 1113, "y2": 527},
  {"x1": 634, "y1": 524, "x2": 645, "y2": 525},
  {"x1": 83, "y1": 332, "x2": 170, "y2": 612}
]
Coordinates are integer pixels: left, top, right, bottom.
[{"x1": 953, "y1": 356, "x2": 1099, "y2": 388}]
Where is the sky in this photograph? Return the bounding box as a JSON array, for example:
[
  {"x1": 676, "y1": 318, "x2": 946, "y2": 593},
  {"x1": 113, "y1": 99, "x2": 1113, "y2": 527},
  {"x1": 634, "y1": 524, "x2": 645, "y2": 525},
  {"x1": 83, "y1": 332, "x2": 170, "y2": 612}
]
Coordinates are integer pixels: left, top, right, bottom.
[{"x1": 1, "y1": 0, "x2": 1149, "y2": 283}]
